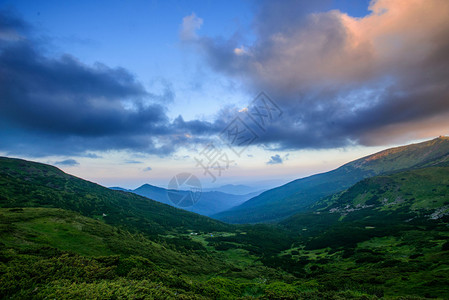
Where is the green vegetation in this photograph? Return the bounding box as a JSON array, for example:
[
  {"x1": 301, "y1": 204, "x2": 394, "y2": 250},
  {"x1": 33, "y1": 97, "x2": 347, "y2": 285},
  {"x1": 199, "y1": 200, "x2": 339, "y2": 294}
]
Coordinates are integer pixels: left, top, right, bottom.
[
  {"x1": 0, "y1": 156, "x2": 231, "y2": 237},
  {"x1": 214, "y1": 136, "x2": 449, "y2": 223},
  {"x1": 1, "y1": 142, "x2": 449, "y2": 299},
  {"x1": 0, "y1": 207, "x2": 292, "y2": 299},
  {"x1": 279, "y1": 165, "x2": 449, "y2": 298}
]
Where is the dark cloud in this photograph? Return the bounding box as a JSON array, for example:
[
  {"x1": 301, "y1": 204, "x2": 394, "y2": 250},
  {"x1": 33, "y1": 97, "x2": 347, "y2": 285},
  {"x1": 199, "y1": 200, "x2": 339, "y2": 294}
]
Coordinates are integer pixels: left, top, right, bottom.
[
  {"x1": 266, "y1": 154, "x2": 282, "y2": 165},
  {"x1": 0, "y1": 36, "x2": 169, "y2": 135},
  {"x1": 143, "y1": 166, "x2": 152, "y2": 171},
  {"x1": 0, "y1": 10, "x2": 29, "y2": 39},
  {"x1": 54, "y1": 159, "x2": 79, "y2": 166},
  {"x1": 186, "y1": 0, "x2": 449, "y2": 149},
  {"x1": 0, "y1": 10, "x2": 218, "y2": 157}
]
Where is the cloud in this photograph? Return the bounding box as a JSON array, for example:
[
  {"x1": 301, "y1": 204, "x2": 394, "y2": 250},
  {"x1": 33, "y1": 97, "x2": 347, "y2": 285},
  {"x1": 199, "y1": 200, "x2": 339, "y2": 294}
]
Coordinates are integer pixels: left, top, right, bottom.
[
  {"x1": 266, "y1": 154, "x2": 283, "y2": 165},
  {"x1": 143, "y1": 166, "x2": 152, "y2": 171},
  {"x1": 0, "y1": 10, "x2": 217, "y2": 157},
  {"x1": 125, "y1": 160, "x2": 142, "y2": 164},
  {"x1": 188, "y1": 0, "x2": 449, "y2": 149},
  {"x1": 54, "y1": 159, "x2": 79, "y2": 166},
  {"x1": 84, "y1": 153, "x2": 102, "y2": 159},
  {"x1": 2, "y1": 1, "x2": 448, "y2": 160},
  {"x1": 180, "y1": 13, "x2": 203, "y2": 41},
  {"x1": 0, "y1": 9, "x2": 29, "y2": 41}
]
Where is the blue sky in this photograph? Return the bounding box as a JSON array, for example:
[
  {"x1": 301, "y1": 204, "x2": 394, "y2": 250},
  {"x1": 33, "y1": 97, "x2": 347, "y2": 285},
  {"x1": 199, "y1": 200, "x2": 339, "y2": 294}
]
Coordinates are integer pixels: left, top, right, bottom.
[
  {"x1": 1, "y1": 0, "x2": 448, "y2": 189},
  {"x1": 5, "y1": 0, "x2": 251, "y2": 120},
  {"x1": 4, "y1": 0, "x2": 369, "y2": 120}
]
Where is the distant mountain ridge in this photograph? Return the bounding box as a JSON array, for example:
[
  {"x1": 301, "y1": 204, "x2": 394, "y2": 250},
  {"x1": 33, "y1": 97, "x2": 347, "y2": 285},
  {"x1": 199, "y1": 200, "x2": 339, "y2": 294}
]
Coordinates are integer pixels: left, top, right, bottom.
[
  {"x1": 203, "y1": 184, "x2": 266, "y2": 195},
  {"x1": 109, "y1": 186, "x2": 130, "y2": 192},
  {"x1": 213, "y1": 137, "x2": 449, "y2": 223},
  {"x1": 129, "y1": 183, "x2": 260, "y2": 216}
]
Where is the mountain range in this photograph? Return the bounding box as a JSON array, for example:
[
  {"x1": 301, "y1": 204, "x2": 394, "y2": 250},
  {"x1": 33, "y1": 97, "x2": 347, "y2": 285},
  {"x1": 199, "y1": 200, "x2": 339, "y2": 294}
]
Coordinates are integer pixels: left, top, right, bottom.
[
  {"x1": 110, "y1": 183, "x2": 262, "y2": 216},
  {"x1": 203, "y1": 184, "x2": 266, "y2": 195},
  {"x1": 213, "y1": 136, "x2": 449, "y2": 223},
  {"x1": 1, "y1": 137, "x2": 449, "y2": 298}
]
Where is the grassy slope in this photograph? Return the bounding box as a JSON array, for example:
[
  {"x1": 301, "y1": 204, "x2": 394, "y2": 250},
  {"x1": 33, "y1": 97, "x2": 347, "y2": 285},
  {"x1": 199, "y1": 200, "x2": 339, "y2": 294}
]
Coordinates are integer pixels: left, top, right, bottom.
[
  {"x1": 214, "y1": 137, "x2": 449, "y2": 224},
  {"x1": 282, "y1": 165, "x2": 449, "y2": 247},
  {"x1": 0, "y1": 207, "x2": 222, "y2": 272},
  {"x1": 0, "y1": 207, "x2": 225, "y2": 299},
  {"x1": 0, "y1": 207, "x2": 306, "y2": 299},
  {"x1": 1, "y1": 206, "x2": 392, "y2": 300},
  {"x1": 0, "y1": 157, "x2": 315, "y2": 299},
  {"x1": 325, "y1": 166, "x2": 449, "y2": 211},
  {"x1": 0, "y1": 156, "x2": 231, "y2": 236},
  {"x1": 278, "y1": 165, "x2": 449, "y2": 298}
]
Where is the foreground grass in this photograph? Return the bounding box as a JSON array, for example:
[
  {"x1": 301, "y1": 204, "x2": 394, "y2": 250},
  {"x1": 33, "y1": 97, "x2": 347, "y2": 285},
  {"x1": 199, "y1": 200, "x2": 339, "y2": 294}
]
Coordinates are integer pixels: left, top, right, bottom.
[{"x1": 0, "y1": 207, "x2": 417, "y2": 299}]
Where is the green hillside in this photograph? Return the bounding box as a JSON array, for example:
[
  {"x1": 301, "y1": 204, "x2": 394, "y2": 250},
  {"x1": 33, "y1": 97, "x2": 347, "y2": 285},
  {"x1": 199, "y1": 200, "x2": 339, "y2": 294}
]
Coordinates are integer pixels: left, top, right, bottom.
[
  {"x1": 0, "y1": 207, "x2": 278, "y2": 299},
  {"x1": 214, "y1": 137, "x2": 449, "y2": 224},
  {"x1": 318, "y1": 165, "x2": 449, "y2": 212},
  {"x1": 0, "y1": 157, "x2": 313, "y2": 298},
  {"x1": 0, "y1": 207, "x2": 225, "y2": 272},
  {"x1": 0, "y1": 157, "x2": 230, "y2": 236},
  {"x1": 2, "y1": 155, "x2": 449, "y2": 298},
  {"x1": 283, "y1": 165, "x2": 449, "y2": 237},
  {"x1": 277, "y1": 166, "x2": 449, "y2": 298}
]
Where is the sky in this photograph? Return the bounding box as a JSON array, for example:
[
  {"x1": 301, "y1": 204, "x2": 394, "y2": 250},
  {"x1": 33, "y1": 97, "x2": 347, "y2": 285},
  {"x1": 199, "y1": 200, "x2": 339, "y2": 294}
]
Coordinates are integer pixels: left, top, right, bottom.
[{"x1": 0, "y1": 0, "x2": 448, "y2": 189}]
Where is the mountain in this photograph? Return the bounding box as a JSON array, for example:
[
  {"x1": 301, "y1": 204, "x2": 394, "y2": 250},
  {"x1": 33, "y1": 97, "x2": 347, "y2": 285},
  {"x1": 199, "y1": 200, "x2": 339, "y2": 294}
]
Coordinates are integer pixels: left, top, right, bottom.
[
  {"x1": 0, "y1": 156, "x2": 315, "y2": 299},
  {"x1": 313, "y1": 164, "x2": 449, "y2": 214},
  {"x1": 2, "y1": 155, "x2": 449, "y2": 298},
  {"x1": 0, "y1": 156, "x2": 230, "y2": 236},
  {"x1": 213, "y1": 136, "x2": 449, "y2": 223},
  {"x1": 203, "y1": 184, "x2": 266, "y2": 195},
  {"x1": 129, "y1": 183, "x2": 259, "y2": 216},
  {"x1": 109, "y1": 186, "x2": 130, "y2": 192},
  {"x1": 282, "y1": 164, "x2": 449, "y2": 233},
  {"x1": 273, "y1": 165, "x2": 449, "y2": 298}
]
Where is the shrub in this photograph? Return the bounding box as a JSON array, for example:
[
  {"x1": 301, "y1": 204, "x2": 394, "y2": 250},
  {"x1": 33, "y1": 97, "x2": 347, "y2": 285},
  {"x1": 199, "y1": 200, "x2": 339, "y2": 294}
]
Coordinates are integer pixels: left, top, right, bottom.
[{"x1": 264, "y1": 282, "x2": 300, "y2": 299}]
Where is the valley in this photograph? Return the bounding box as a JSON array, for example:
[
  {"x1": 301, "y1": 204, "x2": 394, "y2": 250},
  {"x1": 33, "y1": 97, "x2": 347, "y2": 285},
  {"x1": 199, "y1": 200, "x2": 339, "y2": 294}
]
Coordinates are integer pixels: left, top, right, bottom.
[{"x1": 1, "y1": 137, "x2": 449, "y2": 298}]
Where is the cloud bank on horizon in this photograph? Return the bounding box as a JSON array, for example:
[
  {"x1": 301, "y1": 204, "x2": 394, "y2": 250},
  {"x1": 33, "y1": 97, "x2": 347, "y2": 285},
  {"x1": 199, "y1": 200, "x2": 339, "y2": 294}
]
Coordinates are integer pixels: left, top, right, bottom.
[{"x1": 1, "y1": 0, "x2": 449, "y2": 159}]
